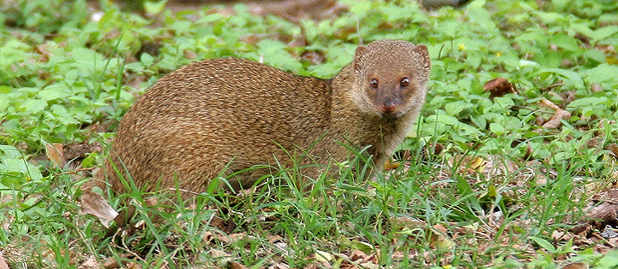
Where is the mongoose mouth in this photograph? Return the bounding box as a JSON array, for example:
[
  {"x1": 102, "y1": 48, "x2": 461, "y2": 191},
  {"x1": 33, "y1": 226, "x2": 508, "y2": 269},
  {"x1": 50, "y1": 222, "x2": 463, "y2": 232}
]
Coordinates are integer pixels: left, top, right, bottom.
[
  {"x1": 377, "y1": 103, "x2": 404, "y2": 119},
  {"x1": 380, "y1": 103, "x2": 397, "y2": 114},
  {"x1": 379, "y1": 108, "x2": 404, "y2": 120}
]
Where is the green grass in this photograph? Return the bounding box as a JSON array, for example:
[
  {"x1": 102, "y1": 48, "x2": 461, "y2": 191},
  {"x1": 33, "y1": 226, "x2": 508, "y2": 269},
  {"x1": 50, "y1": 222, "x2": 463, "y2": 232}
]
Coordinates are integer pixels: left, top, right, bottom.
[{"x1": 2, "y1": 0, "x2": 618, "y2": 267}]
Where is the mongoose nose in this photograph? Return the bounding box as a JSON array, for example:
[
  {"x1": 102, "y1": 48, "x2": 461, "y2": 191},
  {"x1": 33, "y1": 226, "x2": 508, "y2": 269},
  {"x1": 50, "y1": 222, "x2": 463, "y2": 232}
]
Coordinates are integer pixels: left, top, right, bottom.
[{"x1": 380, "y1": 103, "x2": 397, "y2": 114}]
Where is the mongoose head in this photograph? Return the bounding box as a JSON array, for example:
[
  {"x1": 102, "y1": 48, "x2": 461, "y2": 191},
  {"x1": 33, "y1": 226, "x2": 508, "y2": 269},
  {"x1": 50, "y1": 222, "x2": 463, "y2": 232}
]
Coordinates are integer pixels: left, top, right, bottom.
[{"x1": 351, "y1": 40, "x2": 431, "y2": 119}]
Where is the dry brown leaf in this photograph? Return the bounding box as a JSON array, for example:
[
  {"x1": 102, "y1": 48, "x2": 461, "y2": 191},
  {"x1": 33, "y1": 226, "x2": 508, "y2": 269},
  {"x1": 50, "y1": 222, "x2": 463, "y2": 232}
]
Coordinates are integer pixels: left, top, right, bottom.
[
  {"x1": 1, "y1": 213, "x2": 13, "y2": 231},
  {"x1": 391, "y1": 216, "x2": 426, "y2": 229},
  {"x1": 359, "y1": 263, "x2": 380, "y2": 269},
  {"x1": 349, "y1": 249, "x2": 367, "y2": 261},
  {"x1": 269, "y1": 263, "x2": 291, "y2": 269},
  {"x1": 572, "y1": 201, "x2": 618, "y2": 237},
  {"x1": 562, "y1": 90, "x2": 576, "y2": 106},
  {"x1": 80, "y1": 190, "x2": 119, "y2": 228},
  {"x1": 429, "y1": 224, "x2": 454, "y2": 251},
  {"x1": 315, "y1": 250, "x2": 334, "y2": 264},
  {"x1": 36, "y1": 44, "x2": 52, "y2": 63},
  {"x1": 208, "y1": 249, "x2": 228, "y2": 258},
  {"x1": 125, "y1": 262, "x2": 142, "y2": 269},
  {"x1": 45, "y1": 143, "x2": 65, "y2": 168},
  {"x1": 539, "y1": 98, "x2": 561, "y2": 110},
  {"x1": 183, "y1": 49, "x2": 197, "y2": 60},
  {"x1": 0, "y1": 252, "x2": 8, "y2": 269},
  {"x1": 301, "y1": 51, "x2": 325, "y2": 65},
  {"x1": 64, "y1": 141, "x2": 102, "y2": 160},
  {"x1": 539, "y1": 98, "x2": 571, "y2": 129},
  {"x1": 542, "y1": 109, "x2": 572, "y2": 129},
  {"x1": 210, "y1": 215, "x2": 236, "y2": 233},
  {"x1": 101, "y1": 253, "x2": 136, "y2": 269},
  {"x1": 587, "y1": 203, "x2": 618, "y2": 228},
  {"x1": 384, "y1": 159, "x2": 400, "y2": 170},
  {"x1": 483, "y1": 77, "x2": 517, "y2": 99},
  {"x1": 562, "y1": 262, "x2": 588, "y2": 269},
  {"x1": 591, "y1": 83, "x2": 603, "y2": 92},
  {"x1": 229, "y1": 261, "x2": 248, "y2": 269},
  {"x1": 79, "y1": 257, "x2": 99, "y2": 269},
  {"x1": 267, "y1": 234, "x2": 284, "y2": 243},
  {"x1": 608, "y1": 144, "x2": 618, "y2": 159}
]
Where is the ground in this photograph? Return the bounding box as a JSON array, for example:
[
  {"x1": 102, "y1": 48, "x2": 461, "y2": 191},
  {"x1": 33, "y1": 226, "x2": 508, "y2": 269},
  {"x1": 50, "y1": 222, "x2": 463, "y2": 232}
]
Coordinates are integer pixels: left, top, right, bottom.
[{"x1": 1, "y1": 0, "x2": 618, "y2": 268}]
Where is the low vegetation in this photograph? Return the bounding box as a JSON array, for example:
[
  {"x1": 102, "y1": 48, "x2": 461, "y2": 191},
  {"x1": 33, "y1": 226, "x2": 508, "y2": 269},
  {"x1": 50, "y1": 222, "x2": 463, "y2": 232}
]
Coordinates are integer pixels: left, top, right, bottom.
[{"x1": 1, "y1": 0, "x2": 618, "y2": 267}]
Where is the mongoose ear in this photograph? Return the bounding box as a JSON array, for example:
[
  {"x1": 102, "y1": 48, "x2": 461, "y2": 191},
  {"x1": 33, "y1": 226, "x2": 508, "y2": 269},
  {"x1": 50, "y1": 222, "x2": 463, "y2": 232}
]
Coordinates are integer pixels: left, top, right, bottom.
[
  {"x1": 412, "y1": 44, "x2": 431, "y2": 72},
  {"x1": 354, "y1": 45, "x2": 368, "y2": 71}
]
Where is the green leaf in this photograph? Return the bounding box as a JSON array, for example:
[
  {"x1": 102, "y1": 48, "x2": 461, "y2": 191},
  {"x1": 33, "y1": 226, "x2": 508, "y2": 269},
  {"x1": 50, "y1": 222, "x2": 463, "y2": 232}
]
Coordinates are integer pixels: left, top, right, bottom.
[
  {"x1": 529, "y1": 236, "x2": 556, "y2": 253},
  {"x1": 347, "y1": 0, "x2": 372, "y2": 16},
  {"x1": 72, "y1": 47, "x2": 105, "y2": 75},
  {"x1": 1, "y1": 158, "x2": 43, "y2": 182},
  {"x1": 64, "y1": 69, "x2": 79, "y2": 86},
  {"x1": 38, "y1": 84, "x2": 70, "y2": 101},
  {"x1": 582, "y1": 49, "x2": 606, "y2": 63},
  {"x1": 140, "y1": 52, "x2": 154, "y2": 67},
  {"x1": 144, "y1": 0, "x2": 167, "y2": 15},
  {"x1": 21, "y1": 99, "x2": 48, "y2": 114},
  {"x1": 489, "y1": 122, "x2": 505, "y2": 135},
  {"x1": 0, "y1": 145, "x2": 22, "y2": 159},
  {"x1": 584, "y1": 64, "x2": 618, "y2": 84},
  {"x1": 591, "y1": 26, "x2": 618, "y2": 43},
  {"x1": 552, "y1": 34, "x2": 580, "y2": 51},
  {"x1": 541, "y1": 68, "x2": 584, "y2": 89},
  {"x1": 445, "y1": 101, "x2": 467, "y2": 116},
  {"x1": 598, "y1": 249, "x2": 618, "y2": 267}
]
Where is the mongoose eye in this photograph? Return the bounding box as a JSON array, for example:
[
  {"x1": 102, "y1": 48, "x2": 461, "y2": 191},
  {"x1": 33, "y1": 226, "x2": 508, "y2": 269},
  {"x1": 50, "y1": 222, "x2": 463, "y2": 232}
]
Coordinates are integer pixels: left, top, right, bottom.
[
  {"x1": 370, "y1": 78, "x2": 379, "y2": 88},
  {"x1": 400, "y1": 77, "x2": 410, "y2": 87}
]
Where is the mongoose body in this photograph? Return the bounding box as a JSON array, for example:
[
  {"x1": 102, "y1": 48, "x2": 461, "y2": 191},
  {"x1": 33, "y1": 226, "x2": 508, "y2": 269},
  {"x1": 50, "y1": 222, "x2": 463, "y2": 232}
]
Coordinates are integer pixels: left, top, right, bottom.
[{"x1": 99, "y1": 39, "x2": 430, "y2": 195}]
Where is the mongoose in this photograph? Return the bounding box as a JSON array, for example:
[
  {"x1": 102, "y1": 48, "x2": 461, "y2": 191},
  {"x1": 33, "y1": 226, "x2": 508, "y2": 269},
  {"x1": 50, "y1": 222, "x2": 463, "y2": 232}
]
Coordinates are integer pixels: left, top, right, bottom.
[{"x1": 96, "y1": 39, "x2": 431, "y2": 196}]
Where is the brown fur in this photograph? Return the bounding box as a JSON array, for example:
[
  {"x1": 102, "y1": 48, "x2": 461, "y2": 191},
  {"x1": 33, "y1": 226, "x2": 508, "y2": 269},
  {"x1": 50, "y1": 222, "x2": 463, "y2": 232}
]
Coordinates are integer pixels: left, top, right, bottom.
[{"x1": 92, "y1": 39, "x2": 431, "y2": 197}]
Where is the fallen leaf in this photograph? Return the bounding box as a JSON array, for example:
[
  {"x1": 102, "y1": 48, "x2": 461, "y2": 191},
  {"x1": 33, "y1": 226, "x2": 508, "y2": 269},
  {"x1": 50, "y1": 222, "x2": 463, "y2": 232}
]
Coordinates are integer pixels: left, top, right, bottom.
[
  {"x1": 542, "y1": 109, "x2": 571, "y2": 129},
  {"x1": 0, "y1": 252, "x2": 8, "y2": 269},
  {"x1": 80, "y1": 190, "x2": 119, "y2": 228},
  {"x1": 269, "y1": 262, "x2": 291, "y2": 269},
  {"x1": 79, "y1": 257, "x2": 99, "y2": 269},
  {"x1": 63, "y1": 141, "x2": 102, "y2": 160},
  {"x1": 384, "y1": 159, "x2": 400, "y2": 170},
  {"x1": 101, "y1": 253, "x2": 135, "y2": 269},
  {"x1": 562, "y1": 262, "x2": 588, "y2": 269},
  {"x1": 608, "y1": 144, "x2": 618, "y2": 159},
  {"x1": 111, "y1": 205, "x2": 136, "y2": 231},
  {"x1": 429, "y1": 224, "x2": 455, "y2": 251},
  {"x1": 361, "y1": 263, "x2": 381, "y2": 269},
  {"x1": 591, "y1": 83, "x2": 603, "y2": 92},
  {"x1": 183, "y1": 49, "x2": 197, "y2": 60},
  {"x1": 539, "y1": 98, "x2": 561, "y2": 110},
  {"x1": 301, "y1": 50, "x2": 325, "y2": 65},
  {"x1": 600, "y1": 226, "x2": 618, "y2": 239},
  {"x1": 267, "y1": 234, "x2": 284, "y2": 243},
  {"x1": 483, "y1": 77, "x2": 517, "y2": 99},
  {"x1": 315, "y1": 250, "x2": 334, "y2": 264},
  {"x1": 1, "y1": 214, "x2": 13, "y2": 231},
  {"x1": 209, "y1": 249, "x2": 228, "y2": 258},
  {"x1": 469, "y1": 156, "x2": 486, "y2": 171},
  {"x1": 229, "y1": 261, "x2": 247, "y2": 269},
  {"x1": 45, "y1": 143, "x2": 65, "y2": 168},
  {"x1": 539, "y1": 99, "x2": 571, "y2": 129},
  {"x1": 572, "y1": 201, "x2": 618, "y2": 237},
  {"x1": 35, "y1": 44, "x2": 52, "y2": 62},
  {"x1": 562, "y1": 90, "x2": 576, "y2": 106}
]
